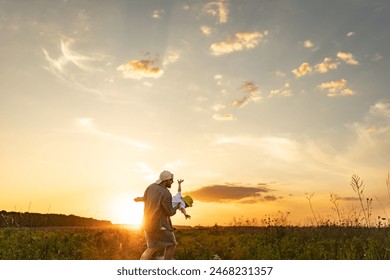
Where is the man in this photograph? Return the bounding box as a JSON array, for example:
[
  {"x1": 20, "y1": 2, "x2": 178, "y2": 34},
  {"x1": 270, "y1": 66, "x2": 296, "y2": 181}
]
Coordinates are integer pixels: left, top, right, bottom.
[{"x1": 140, "y1": 170, "x2": 178, "y2": 260}]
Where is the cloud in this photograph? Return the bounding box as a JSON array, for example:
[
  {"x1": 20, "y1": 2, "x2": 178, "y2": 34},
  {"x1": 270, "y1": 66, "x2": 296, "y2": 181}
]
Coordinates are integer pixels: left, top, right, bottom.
[
  {"x1": 135, "y1": 162, "x2": 157, "y2": 181},
  {"x1": 42, "y1": 38, "x2": 106, "y2": 97},
  {"x1": 210, "y1": 31, "x2": 268, "y2": 56},
  {"x1": 337, "y1": 52, "x2": 359, "y2": 65},
  {"x1": 270, "y1": 82, "x2": 292, "y2": 97},
  {"x1": 314, "y1": 57, "x2": 339, "y2": 73},
  {"x1": 318, "y1": 79, "x2": 355, "y2": 97},
  {"x1": 118, "y1": 51, "x2": 179, "y2": 80},
  {"x1": 203, "y1": 1, "x2": 229, "y2": 24},
  {"x1": 372, "y1": 52, "x2": 383, "y2": 62},
  {"x1": 292, "y1": 52, "x2": 358, "y2": 78},
  {"x1": 232, "y1": 80, "x2": 261, "y2": 107},
  {"x1": 304, "y1": 40, "x2": 314, "y2": 48},
  {"x1": 292, "y1": 62, "x2": 312, "y2": 78},
  {"x1": 152, "y1": 10, "x2": 164, "y2": 19},
  {"x1": 76, "y1": 118, "x2": 151, "y2": 150},
  {"x1": 213, "y1": 135, "x2": 298, "y2": 161},
  {"x1": 117, "y1": 59, "x2": 163, "y2": 80},
  {"x1": 186, "y1": 184, "x2": 276, "y2": 203},
  {"x1": 210, "y1": 81, "x2": 261, "y2": 120},
  {"x1": 201, "y1": 26, "x2": 212, "y2": 36},
  {"x1": 213, "y1": 113, "x2": 235, "y2": 121},
  {"x1": 271, "y1": 70, "x2": 286, "y2": 78},
  {"x1": 369, "y1": 101, "x2": 390, "y2": 118},
  {"x1": 212, "y1": 104, "x2": 227, "y2": 111},
  {"x1": 162, "y1": 50, "x2": 180, "y2": 66}
]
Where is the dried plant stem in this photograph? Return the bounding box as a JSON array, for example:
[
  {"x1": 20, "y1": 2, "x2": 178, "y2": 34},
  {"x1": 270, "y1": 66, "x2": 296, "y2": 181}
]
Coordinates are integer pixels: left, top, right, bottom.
[
  {"x1": 306, "y1": 193, "x2": 318, "y2": 226},
  {"x1": 330, "y1": 193, "x2": 342, "y2": 225},
  {"x1": 350, "y1": 174, "x2": 369, "y2": 227},
  {"x1": 387, "y1": 172, "x2": 390, "y2": 207}
]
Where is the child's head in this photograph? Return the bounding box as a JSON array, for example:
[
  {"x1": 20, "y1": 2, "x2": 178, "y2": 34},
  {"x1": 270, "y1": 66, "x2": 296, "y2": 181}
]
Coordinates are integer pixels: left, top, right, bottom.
[{"x1": 182, "y1": 196, "x2": 193, "y2": 207}]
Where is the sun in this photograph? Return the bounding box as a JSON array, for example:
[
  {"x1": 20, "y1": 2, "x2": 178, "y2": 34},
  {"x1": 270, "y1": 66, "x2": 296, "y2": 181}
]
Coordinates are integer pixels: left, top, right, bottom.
[{"x1": 110, "y1": 196, "x2": 144, "y2": 227}]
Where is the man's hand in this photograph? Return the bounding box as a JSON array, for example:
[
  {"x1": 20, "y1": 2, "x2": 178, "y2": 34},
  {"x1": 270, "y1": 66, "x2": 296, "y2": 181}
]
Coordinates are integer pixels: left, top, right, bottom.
[
  {"x1": 177, "y1": 179, "x2": 184, "y2": 185},
  {"x1": 185, "y1": 214, "x2": 191, "y2": 219}
]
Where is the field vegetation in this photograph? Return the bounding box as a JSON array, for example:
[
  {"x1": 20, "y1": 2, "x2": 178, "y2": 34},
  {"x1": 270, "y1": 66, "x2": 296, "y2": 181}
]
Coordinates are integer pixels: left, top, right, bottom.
[
  {"x1": 1, "y1": 225, "x2": 389, "y2": 260},
  {"x1": 1, "y1": 173, "x2": 390, "y2": 260}
]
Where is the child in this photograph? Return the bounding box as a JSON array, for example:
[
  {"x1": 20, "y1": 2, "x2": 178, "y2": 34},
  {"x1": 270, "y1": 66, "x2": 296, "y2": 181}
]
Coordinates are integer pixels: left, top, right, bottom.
[{"x1": 134, "y1": 179, "x2": 193, "y2": 219}]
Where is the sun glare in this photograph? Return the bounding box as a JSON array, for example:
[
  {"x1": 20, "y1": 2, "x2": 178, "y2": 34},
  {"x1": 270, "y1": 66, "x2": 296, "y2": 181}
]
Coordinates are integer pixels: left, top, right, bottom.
[{"x1": 111, "y1": 197, "x2": 144, "y2": 227}]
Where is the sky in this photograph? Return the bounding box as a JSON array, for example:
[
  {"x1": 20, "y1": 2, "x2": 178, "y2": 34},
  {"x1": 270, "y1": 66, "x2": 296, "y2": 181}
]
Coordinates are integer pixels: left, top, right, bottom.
[{"x1": 1, "y1": 0, "x2": 390, "y2": 227}]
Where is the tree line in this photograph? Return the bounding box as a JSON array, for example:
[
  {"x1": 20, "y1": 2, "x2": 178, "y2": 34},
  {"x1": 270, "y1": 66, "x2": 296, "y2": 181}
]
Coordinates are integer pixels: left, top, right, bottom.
[{"x1": 0, "y1": 210, "x2": 112, "y2": 227}]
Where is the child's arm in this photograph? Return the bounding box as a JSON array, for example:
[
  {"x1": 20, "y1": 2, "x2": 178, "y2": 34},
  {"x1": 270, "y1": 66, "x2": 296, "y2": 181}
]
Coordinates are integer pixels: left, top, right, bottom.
[
  {"x1": 177, "y1": 179, "x2": 184, "y2": 192},
  {"x1": 179, "y1": 207, "x2": 191, "y2": 219},
  {"x1": 134, "y1": 196, "x2": 144, "y2": 202}
]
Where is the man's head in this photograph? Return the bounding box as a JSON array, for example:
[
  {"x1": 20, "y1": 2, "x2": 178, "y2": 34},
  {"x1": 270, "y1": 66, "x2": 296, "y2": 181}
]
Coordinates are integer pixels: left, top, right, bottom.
[{"x1": 156, "y1": 170, "x2": 174, "y2": 188}]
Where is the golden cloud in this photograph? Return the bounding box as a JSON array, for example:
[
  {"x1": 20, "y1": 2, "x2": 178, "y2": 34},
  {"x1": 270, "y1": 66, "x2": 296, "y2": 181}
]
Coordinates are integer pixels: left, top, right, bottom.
[
  {"x1": 270, "y1": 82, "x2": 292, "y2": 97},
  {"x1": 292, "y1": 62, "x2": 312, "y2": 77},
  {"x1": 203, "y1": 1, "x2": 229, "y2": 24},
  {"x1": 337, "y1": 52, "x2": 359, "y2": 65},
  {"x1": 210, "y1": 31, "x2": 268, "y2": 56},
  {"x1": 318, "y1": 79, "x2": 355, "y2": 97},
  {"x1": 117, "y1": 59, "x2": 163, "y2": 80},
  {"x1": 304, "y1": 40, "x2": 314, "y2": 48},
  {"x1": 314, "y1": 57, "x2": 339, "y2": 73},
  {"x1": 232, "y1": 80, "x2": 262, "y2": 108}
]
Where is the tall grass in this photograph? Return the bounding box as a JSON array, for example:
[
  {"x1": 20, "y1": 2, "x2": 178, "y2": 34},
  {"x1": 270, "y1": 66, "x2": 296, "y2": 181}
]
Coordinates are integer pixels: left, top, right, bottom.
[
  {"x1": 1, "y1": 173, "x2": 390, "y2": 260},
  {"x1": 1, "y1": 226, "x2": 389, "y2": 260}
]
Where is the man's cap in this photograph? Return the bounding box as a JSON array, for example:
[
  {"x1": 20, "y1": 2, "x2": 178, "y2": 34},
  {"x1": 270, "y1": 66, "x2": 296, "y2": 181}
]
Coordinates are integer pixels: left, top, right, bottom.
[
  {"x1": 156, "y1": 170, "x2": 174, "y2": 184},
  {"x1": 182, "y1": 195, "x2": 193, "y2": 207}
]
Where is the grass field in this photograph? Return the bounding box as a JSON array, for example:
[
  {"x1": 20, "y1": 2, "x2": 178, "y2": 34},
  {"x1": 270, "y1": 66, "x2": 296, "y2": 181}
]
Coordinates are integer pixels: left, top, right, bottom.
[{"x1": 1, "y1": 225, "x2": 390, "y2": 260}]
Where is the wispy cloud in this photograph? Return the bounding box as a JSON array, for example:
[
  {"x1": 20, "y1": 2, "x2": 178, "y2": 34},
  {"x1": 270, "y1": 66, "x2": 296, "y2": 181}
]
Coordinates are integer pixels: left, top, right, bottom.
[
  {"x1": 42, "y1": 38, "x2": 105, "y2": 96},
  {"x1": 201, "y1": 25, "x2": 212, "y2": 36},
  {"x1": 210, "y1": 31, "x2": 268, "y2": 56},
  {"x1": 370, "y1": 101, "x2": 390, "y2": 118},
  {"x1": 213, "y1": 113, "x2": 236, "y2": 121},
  {"x1": 270, "y1": 82, "x2": 292, "y2": 97},
  {"x1": 135, "y1": 162, "x2": 157, "y2": 181},
  {"x1": 152, "y1": 9, "x2": 164, "y2": 19},
  {"x1": 211, "y1": 81, "x2": 261, "y2": 120},
  {"x1": 203, "y1": 0, "x2": 229, "y2": 24},
  {"x1": 233, "y1": 80, "x2": 261, "y2": 107},
  {"x1": 162, "y1": 50, "x2": 181, "y2": 66},
  {"x1": 318, "y1": 79, "x2": 355, "y2": 97},
  {"x1": 212, "y1": 104, "x2": 227, "y2": 112},
  {"x1": 214, "y1": 135, "x2": 298, "y2": 161},
  {"x1": 186, "y1": 183, "x2": 277, "y2": 204},
  {"x1": 372, "y1": 52, "x2": 383, "y2": 62},
  {"x1": 76, "y1": 118, "x2": 151, "y2": 150}
]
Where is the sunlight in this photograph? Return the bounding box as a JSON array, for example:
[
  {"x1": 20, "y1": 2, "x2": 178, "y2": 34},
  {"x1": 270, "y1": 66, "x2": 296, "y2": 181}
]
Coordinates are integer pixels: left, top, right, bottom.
[{"x1": 110, "y1": 196, "x2": 144, "y2": 227}]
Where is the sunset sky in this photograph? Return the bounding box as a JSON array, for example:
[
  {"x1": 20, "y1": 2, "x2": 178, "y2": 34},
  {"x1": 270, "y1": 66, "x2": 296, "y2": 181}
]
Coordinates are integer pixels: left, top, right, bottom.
[{"x1": 1, "y1": 0, "x2": 390, "y2": 227}]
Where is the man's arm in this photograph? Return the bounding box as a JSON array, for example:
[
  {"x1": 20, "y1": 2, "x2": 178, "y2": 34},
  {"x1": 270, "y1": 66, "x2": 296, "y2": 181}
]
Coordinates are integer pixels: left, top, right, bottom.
[{"x1": 161, "y1": 194, "x2": 177, "y2": 217}]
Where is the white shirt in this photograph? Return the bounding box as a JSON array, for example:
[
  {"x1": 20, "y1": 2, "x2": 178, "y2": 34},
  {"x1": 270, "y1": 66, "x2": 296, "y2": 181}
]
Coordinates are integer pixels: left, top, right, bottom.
[{"x1": 172, "y1": 192, "x2": 186, "y2": 209}]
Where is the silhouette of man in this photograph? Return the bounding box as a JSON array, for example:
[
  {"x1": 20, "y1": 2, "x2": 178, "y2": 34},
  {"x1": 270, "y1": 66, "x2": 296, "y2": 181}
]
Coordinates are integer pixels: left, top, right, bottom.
[{"x1": 140, "y1": 170, "x2": 178, "y2": 260}]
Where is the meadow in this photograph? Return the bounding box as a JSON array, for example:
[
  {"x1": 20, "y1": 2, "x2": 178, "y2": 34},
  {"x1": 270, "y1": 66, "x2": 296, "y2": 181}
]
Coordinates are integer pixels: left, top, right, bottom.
[
  {"x1": 1, "y1": 173, "x2": 390, "y2": 260},
  {"x1": 1, "y1": 225, "x2": 389, "y2": 260}
]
